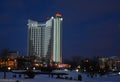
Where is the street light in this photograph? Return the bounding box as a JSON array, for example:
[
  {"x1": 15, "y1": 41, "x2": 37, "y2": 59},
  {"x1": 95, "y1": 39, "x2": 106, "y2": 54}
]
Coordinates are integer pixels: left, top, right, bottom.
[
  {"x1": 8, "y1": 67, "x2": 11, "y2": 71},
  {"x1": 26, "y1": 67, "x2": 29, "y2": 70},
  {"x1": 118, "y1": 72, "x2": 120, "y2": 75},
  {"x1": 33, "y1": 67, "x2": 35, "y2": 70}
]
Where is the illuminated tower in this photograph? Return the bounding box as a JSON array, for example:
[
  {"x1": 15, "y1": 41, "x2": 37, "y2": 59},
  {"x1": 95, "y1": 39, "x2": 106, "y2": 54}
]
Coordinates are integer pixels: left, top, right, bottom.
[
  {"x1": 53, "y1": 14, "x2": 63, "y2": 63},
  {"x1": 27, "y1": 14, "x2": 63, "y2": 63}
]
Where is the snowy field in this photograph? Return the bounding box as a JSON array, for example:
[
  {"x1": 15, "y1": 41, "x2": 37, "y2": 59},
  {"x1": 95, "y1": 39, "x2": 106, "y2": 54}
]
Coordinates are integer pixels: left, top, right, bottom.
[{"x1": 0, "y1": 71, "x2": 119, "y2": 82}]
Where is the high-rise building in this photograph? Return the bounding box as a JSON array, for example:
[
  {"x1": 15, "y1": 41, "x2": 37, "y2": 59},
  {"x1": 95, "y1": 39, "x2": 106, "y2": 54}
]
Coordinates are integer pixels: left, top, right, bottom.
[{"x1": 27, "y1": 14, "x2": 63, "y2": 63}]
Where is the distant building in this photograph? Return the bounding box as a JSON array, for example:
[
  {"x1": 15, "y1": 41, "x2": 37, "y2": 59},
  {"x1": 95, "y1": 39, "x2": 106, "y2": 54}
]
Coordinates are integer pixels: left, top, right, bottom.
[
  {"x1": 98, "y1": 57, "x2": 109, "y2": 69},
  {"x1": 98, "y1": 56, "x2": 120, "y2": 71},
  {"x1": 8, "y1": 51, "x2": 19, "y2": 59},
  {"x1": 108, "y1": 56, "x2": 120, "y2": 71},
  {"x1": 0, "y1": 51, "x2": 18, "y2": 69},
  {"x1": 28, "y1": 14, "x2": 63, "y2": 63}
]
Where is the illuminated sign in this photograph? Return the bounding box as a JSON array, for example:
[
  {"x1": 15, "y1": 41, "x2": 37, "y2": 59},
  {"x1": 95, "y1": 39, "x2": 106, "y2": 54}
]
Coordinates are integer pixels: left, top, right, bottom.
[
  {"x1": 38, "y1": 24, "x2": 46, "y2": 27},
  {"x1": 56, "y1": 13, "x2": 62, "y2": 17}
]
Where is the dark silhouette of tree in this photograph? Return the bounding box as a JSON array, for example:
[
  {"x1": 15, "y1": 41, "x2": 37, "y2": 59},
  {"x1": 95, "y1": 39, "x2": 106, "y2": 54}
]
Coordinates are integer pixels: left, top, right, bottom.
[
  {"x1": 64, "y1": 56, "x2": 81, "y2": 70},
  {"x1": 0, "y1": 48, "x2": 9, "y2": 60},
  {"x1": 17, "y1": 57, "x2": 27, "y2": 70},
  {"x1": 0, "y1": 48, "x2": 10, "y2": 79}
]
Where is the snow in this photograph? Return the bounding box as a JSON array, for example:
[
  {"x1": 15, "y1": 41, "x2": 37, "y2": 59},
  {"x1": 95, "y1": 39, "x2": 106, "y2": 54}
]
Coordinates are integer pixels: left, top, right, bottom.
[
  {"x1": 0, "y1": 71, "x2": 119, "y2": 82},
  {"x1": 0, "y1": 79, "x2": 16, "y2": 82}
]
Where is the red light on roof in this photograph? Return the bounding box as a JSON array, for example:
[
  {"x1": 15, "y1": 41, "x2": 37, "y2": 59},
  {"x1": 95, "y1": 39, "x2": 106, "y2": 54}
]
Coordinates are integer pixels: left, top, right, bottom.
[{"x1": 56, "y1": 13, "x2": 62, "y2": 17}]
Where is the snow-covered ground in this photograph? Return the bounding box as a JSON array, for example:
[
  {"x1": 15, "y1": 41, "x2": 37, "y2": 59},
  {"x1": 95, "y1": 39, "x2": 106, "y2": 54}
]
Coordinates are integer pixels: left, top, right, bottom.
[{"x1": 0, "y1": 71, "x2": 119, "y2": 82}]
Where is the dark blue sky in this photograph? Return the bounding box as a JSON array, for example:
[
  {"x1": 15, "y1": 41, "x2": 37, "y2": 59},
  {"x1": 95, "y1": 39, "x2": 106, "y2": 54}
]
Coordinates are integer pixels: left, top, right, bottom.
[{"x1": 0, "y1": 0, "x2": 120, "y2": 58}]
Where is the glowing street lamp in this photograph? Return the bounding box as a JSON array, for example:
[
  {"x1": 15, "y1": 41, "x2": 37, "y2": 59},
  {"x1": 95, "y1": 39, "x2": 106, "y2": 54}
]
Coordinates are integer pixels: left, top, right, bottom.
[
  {"x1": 118, "y1": 72, "x2": 120, "y2": 75},
  {"x1": 8, "y1": 67, "x2": 11, "y2": 70},
  {"x1": 33, "y1": 67, "x2": 35, "y2": 70}
]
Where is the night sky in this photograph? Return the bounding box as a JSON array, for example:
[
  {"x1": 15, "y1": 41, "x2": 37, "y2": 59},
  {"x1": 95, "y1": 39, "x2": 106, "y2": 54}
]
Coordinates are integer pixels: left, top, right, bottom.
[{"x1": 0, "y1": 0, "x2": 120, "y2": 58}]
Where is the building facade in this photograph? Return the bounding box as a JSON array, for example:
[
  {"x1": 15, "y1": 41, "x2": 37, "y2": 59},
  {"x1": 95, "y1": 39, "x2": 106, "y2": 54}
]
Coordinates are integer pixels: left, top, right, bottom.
[
  {"x1": 28, "y1": 14, "x2": 63, "y2": 63},
  {"x1": 98, "y1": 56, "x2": 120, "y2": 71}
]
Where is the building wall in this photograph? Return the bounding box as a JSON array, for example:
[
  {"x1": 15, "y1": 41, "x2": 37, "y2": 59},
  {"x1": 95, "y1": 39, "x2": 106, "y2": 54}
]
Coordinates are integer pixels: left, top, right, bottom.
[
  {"x1": 98, "y1": 56, "x2": 120, "y2": 71},
  {"x1": 28, "y1": 20, "x2": 44, "y2": 57},
  {"x1": 28, "y1": 15, "x2": 63, "y2": 63},
  {"x1": 53, "y1": 17, "x2": 62, "y2": 63}
]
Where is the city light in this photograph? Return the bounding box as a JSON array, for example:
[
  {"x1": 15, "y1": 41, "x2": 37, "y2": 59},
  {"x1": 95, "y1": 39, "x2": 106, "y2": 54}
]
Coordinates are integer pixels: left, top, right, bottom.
[
  {"x1": 118, "y1": 72, "x2": 120, "y2": 75},
  {"x1": 64, "y1": 69, "x2": 68, "y2": 71},
  {"x1": 8, "y1": 67, "x2": 11, "y2": 70},
  {"x1": 33, "y1": 67, "x2": 36, "y2": 70},
  {"x1": 76, "y1": 69, "x2": 79, "y2": 72}
]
